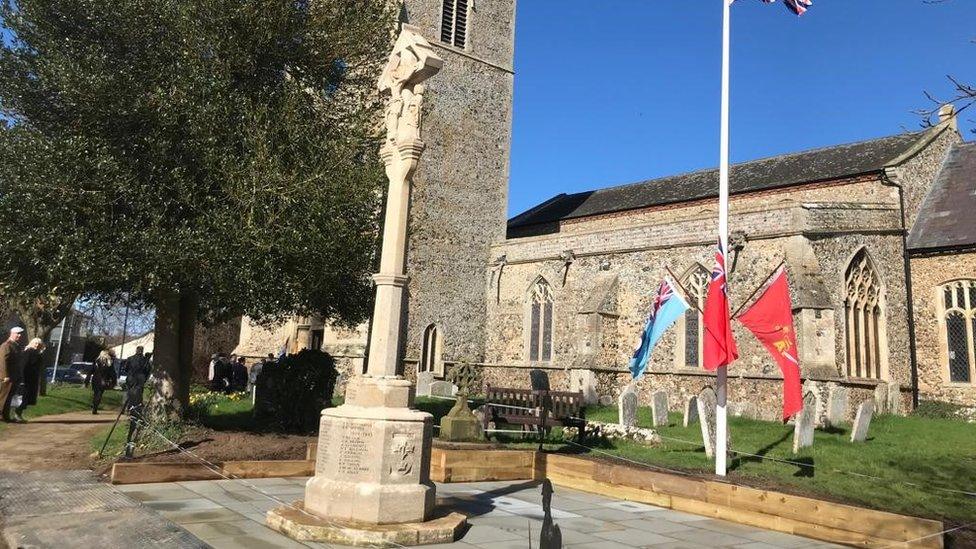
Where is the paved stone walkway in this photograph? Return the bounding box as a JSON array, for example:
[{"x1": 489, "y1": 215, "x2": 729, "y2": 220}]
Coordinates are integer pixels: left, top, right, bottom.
[
  {"x1": 119, "y1": 478, "x2": 846, "y2": 549},
  {"x1": 0, "y1": 410, "x2": 117, "y2": 471}
]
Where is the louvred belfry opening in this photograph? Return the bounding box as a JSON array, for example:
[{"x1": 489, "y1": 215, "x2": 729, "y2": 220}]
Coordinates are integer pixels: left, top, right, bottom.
[{"x1": 440, "y1": 0, "x2": 469, "y2": 49}]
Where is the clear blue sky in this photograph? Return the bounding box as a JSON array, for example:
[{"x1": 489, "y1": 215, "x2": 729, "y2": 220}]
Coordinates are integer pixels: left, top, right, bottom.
[{"x1": 508, "y1": 0, "x2": 976, "y2": 218}]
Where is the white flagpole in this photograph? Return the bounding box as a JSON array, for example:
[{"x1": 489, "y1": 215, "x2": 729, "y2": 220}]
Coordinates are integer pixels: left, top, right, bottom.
[{"x1": 715, "y1": 0, "x2": 732, "y2": 477}]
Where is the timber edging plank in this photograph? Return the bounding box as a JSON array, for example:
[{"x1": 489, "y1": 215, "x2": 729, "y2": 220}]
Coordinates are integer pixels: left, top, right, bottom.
[{"x1": 110, "y1": 460, "x2": 314, "y2": 485}]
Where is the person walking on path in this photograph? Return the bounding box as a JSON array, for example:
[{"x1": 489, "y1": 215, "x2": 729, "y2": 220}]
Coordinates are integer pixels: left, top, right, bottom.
[
  {"x1": 0, "y1": 326, "x2": 25, "y2": 422},
  {"x1": 13, "y1": 338, "x2": 45, "y2": 422},
  {"x1": 86, "y1": 350, "x2": 117, "y2": 414}
]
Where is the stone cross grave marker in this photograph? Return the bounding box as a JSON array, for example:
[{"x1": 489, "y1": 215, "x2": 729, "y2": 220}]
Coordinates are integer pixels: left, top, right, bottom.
[
  {"x1": 683, "y1": 396, "x2": 699, "y2": 427},
  {"x1": 696, "y1": 387, "x2": 718, "y2": 459},
  {"x1": 850, "y1": 400, "x2": 875, "y2": 442},
  {"x1": 530, "y1": 369, "x2": 551, "y2": 391},
  {"x1": 651, "y1": 391, "x2": 669, "y2": 427},
  {"x1": 792, "y1": 391, "x2": 816, "y2": 454},
  {"x1": 618, "y1": 386, "x2": 638, "y2": 428},
  {"x1": 429, "y1": 380, "x2": 457, "y2": 398},
  {"x1": 416, "y1": 371, "x2": 434, "y2": 397},
  {"x1": 825, "y1": 384, "x2": 849, "y2": 427}
]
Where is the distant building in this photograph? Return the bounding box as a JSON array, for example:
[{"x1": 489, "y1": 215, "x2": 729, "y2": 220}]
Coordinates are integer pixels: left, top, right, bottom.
[{"x1": 47, "y1": 309, "x2": 92, "y2": 367}]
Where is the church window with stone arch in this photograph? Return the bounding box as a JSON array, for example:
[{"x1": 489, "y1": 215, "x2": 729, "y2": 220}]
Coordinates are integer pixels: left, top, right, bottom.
[
  {"x1": 844, "y1": 249, "x2": 887, "y2": 379},
  {"x1": 527, "y1": 277, "x2": 554, "y2": 362},
  {"x1": 440, "y1": 0, "x2": 470, "y2": 49},
  {"x1": 420, "y1": 324, "x2": 445, "y2": 377},
  {"x1": 938, "y1": 280, "x2": 976, "y2": 384},
  {"x1": 674, "y1": 265, "x2": 710, "y2": 369}
]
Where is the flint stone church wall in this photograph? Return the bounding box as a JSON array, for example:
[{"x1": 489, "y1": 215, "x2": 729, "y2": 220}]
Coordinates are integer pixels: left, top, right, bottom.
[
  {"x1": 911, "y1": 251, "x2": 976, "y2": 406},
  {"x1": 399, "y1": 0, "x2": 516, "y2": 370}
]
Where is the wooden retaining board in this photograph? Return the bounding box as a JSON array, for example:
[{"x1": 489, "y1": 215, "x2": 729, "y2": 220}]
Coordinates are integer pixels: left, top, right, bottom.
[
  {"x1": 111, "y1": 460, "x2": 314, "y2": 485},
  {"x1": 430, "y1": 448, "x2": 535, "y2": 483}
]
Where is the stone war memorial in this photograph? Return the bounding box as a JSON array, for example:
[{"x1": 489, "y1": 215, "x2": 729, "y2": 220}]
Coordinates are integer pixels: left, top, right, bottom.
[{"x1": 267, "y1": 25, "x2": 466, "y2": 545}]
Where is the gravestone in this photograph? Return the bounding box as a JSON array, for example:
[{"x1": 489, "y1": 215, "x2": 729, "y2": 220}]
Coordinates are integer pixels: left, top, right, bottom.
[
  {"x1": 696, "y1": 387, "x2": 718, "y2": 458},
  {"x1": 570, "y1": 369, "x2": 599, "y2": 405},
  {"x1": 618, "y1": 386, "x2": 638, "y2": 428},
  {"x1": 850, "y1": 400, "x2": 875, "y2": 442},
  {"x1": 792, "y1": 391, "x2": 817, "y2": 454},
  {"x1": 440, "y1": 363, "x2": 484, "y2": 442},
  {"x1": 886, "y1": 382, "x2": 901, "y2": 416},
  {"x1": 683, "y1": 396, "x2": 699, "y2": 427},
  {"x1": 429, "y1": 380, "x2": 458, "y2": 398},
  {"x1": 415, "y1": 371, "x2": 434, "y2": 397},
  {"x1": 651, "y1": 391, "x2": 669, "y2": 427},
  {"x1": 874, "y1": 383, "x2": 890, "y2": 414},
  {"x1": 825, "y1": 383, "x2": 849, "y2": 427},
  {"x1": 530, "y1": 369, "x2": 551, "y2": 391},
  {"x1": 802, "y1": 379, "x2": 828, "y2": 427}
]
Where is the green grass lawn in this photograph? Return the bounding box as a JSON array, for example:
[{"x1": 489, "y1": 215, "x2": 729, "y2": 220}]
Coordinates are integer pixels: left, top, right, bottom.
[{"x1": 557, "y1": 405, "x2": 976, "y2": 523}]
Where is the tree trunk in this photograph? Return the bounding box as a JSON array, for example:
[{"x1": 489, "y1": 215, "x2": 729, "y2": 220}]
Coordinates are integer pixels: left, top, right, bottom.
[{"x1": 150, "y1": 289, "x2": 197, "y2": 419}]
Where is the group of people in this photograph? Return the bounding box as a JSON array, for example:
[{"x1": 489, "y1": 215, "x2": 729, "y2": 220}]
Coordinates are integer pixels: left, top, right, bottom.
[
  {"x1": 207, "y1": 353, "x2": 249, "y2": 393},
  {"x1": 0, "y1": 327, "x2": 46, "y2": 423},
  {"x1": 87, "y1": 346, "x2": 152, "y2": 415},
  {"x1": 207, "y1": 352, "x2": 274, "y2": 394}
]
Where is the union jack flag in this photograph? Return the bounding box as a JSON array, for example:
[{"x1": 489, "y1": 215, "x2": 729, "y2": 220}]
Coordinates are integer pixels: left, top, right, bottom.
[
  {"x1": 736, "y1": 0, "x2": 812, "y2": 16},
  {"x1": 650, "y1": 280, "x2": 673, "y2": 319},
  {"x1": 711, "y1": 242, "x2": 728, "y2": 293}
]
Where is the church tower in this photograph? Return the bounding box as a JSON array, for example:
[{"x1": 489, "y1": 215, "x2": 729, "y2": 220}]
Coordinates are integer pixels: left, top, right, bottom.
[{"x1": 399, "y1": 0, "x2": 516, "y2": 373}]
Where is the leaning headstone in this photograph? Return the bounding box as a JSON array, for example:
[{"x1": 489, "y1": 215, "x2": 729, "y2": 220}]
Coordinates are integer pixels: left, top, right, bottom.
[
  {"x1": 429, "y1": 380, "x2": 458, "y2": 398},
  {"x1": 886, "y1": 382, "x2": 901, "y2": 416},
  {"x1": 697, "y1": 388, "x2": 718, "y2": 458},
  {"x1": 683, "y1": 396, "x2": 699, "y2": 427},
  {"x1": 651, "y1": 391, "x2": 669, "y2": 427},
  {"x1": 530, "y1": 369, "x2": 551, "y2": 391},
  {"x1": 416, "y1": 371, "x2": 434, "y2": 397},
  {"x1": 618, "y1": 387, "x2": 638, "y2": 428},
  {"x1": 850, "y1": 400, "x2": 875, "y2": 442},
  {"x1": 825, "y1": 383, "x2": 849, "y2": 427},
  {"x1": 792, "y1": 391, "x2": 817, "y2": 454}
]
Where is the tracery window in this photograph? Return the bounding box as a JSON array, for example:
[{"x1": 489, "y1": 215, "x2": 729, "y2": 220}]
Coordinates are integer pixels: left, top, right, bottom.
[
  {"x1": 675, "y1": 265, "x2": 710, "y2": 369},
  {"x1": 440, "y1": 0, "x2": 470, "y2": 49},
  {"x1": 528, "y1": 278, "x2": 554, "y2": 362},
  {"x1": 844, "y1": 249, "x2": 887, "y2": 379},
  {"x1": 420, "y1": 324, "x2": 444, "y2": 377},
  {"x1": 939, "y1": 280, "x2": 976, "y2": 384}
]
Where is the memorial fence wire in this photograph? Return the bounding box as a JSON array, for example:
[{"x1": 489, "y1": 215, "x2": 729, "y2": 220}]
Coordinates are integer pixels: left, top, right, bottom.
[{"x1": 127, "y1": 412, "x2": 412, "y2": 549}]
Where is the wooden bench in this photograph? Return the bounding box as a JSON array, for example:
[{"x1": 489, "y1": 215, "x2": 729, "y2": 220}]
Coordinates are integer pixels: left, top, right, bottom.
[{"x1": 482, "y1": 384, "x2": 586, "y2": 440}]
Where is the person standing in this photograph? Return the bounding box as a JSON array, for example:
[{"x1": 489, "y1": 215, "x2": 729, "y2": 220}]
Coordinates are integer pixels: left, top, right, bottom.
[
  {"x1": 231, "y1": 356, "x2": 247, "y2": 392},
  {"x1": 14, "y1": 338, "x2": 46, "y2": 422},
  {"x1": 87, "y1": 350, "x2": 117, "y2": 414},
  {"x1": 0, "y1": 327, "x2": 25, "y2": 422}
]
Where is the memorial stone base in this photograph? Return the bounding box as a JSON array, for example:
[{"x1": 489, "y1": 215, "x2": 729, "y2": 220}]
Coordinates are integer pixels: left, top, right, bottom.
[
  {"x1": 267, "y1": 502, "x2": 466, "y2": 546},
  {"x1": 301, "y1": 376, "x2": 437, "y2": 525}
]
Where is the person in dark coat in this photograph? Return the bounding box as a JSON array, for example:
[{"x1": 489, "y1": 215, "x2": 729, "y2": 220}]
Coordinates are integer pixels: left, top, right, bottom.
[
  {"x1": 14, "y1": 338, "x2": 46, "y2": 422},
  {"x1": 231, "y1": 357, "x2": 247, "y2": 392},
  {"x1": 0, "y1": 327, "x2": 25, "y2": 422},
  {"x1": 87, "y1": 350, "x2": 117, "y2": 414}
]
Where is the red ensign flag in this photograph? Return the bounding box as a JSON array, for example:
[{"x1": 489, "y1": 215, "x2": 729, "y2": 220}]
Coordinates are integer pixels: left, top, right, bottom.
[
  {"x1": 702, "y1": 242, "x2": 739, "y2": 370},
  {"x1": 737, "y1": 266, "x2": 803, "y2": 420}
]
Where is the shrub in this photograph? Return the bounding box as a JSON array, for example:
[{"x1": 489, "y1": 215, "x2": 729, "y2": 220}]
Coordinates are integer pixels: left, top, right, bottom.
[{"x1": 254, "y1": 349, "x2": 339, "y2": 433}]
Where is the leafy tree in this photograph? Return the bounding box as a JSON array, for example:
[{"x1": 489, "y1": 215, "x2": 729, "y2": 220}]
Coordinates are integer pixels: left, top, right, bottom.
[{"x1": 0, "y1": 0, "x2": 396, "y2": 417}]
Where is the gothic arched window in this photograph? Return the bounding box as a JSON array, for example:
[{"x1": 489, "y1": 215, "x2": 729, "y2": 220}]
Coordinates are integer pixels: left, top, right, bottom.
[
  {"x1": 675, "y1": 265, "x2": 710, "y2": 369},
  {"x1": 844, "y1": 249, "x2": 887, "y2": 379},
  {"x1": 939, "y1": 280, "x2": 976, "y2": 384},
  {"x1": 440, "y1": 0, "x2": 470, "y2": 49},
  {"x1": 527, "y1": 278, "x2": 554, "y2": 362},
  {"x1": 420, "y1": 324, "x2": 444, "y2": 377}
]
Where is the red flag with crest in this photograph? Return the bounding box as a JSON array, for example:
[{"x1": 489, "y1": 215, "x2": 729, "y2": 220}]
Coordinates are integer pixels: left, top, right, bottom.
[
  {"x1": 736, "y1": 266, "x2": 803, "y2": 420},
  {"x1": 702, "y1": 241, "x2": 738, "y2": 370}
]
